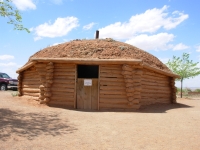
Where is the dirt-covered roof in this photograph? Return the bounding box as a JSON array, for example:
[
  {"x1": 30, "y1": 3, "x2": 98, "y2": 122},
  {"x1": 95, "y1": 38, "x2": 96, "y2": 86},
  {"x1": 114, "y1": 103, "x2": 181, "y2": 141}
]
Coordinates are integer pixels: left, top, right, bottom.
[{"x1": 27, "y1": 38, "x2": 172, "y2": 73}]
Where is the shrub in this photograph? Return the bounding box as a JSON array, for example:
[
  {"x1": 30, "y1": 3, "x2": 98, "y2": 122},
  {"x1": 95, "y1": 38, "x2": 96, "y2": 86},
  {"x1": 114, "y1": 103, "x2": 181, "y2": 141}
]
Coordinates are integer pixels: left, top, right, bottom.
[{"x1": 194, "y1": 89, "x2": 200, "y2": 92}]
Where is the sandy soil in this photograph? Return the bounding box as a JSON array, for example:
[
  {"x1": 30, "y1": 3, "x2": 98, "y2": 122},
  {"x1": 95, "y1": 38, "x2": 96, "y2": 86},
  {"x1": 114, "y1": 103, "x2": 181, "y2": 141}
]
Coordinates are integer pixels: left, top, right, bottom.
[{"x1": 0, "y1": 91, "x2": 200, "y2": 150}]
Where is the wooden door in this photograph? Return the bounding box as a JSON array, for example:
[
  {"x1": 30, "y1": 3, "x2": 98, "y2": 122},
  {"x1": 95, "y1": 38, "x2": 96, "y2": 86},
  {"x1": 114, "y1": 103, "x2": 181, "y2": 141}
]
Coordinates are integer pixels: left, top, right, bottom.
[{"x1": 77, "y1": 79, "x2": 98, "y2": 110}]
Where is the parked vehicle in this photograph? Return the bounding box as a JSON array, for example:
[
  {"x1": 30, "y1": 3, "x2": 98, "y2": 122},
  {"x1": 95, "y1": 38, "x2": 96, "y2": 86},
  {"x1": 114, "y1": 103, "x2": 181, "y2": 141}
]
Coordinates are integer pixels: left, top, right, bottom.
[{"x1": 0, "y1": 72, "x2": 18, "y2": 91}]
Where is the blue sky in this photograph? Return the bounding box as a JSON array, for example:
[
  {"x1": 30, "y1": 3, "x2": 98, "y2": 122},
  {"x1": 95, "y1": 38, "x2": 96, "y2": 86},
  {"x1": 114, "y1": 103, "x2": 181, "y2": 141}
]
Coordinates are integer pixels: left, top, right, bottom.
[{"x1": 0, "y1": 0, "x2": 200, "y2": 88}]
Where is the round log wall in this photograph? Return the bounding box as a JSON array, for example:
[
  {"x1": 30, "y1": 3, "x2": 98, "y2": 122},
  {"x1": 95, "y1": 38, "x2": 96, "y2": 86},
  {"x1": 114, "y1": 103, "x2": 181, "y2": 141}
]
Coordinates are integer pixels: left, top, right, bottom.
[
  {"x1": 171, "y1": 77, "x2": 177, "y2": 103},
  {"x1": 122, "y1": 64, "x2": 142, "y2": 107},
  {"x1": 20, "y1": 66, "x2": 41, "y2": 100}
]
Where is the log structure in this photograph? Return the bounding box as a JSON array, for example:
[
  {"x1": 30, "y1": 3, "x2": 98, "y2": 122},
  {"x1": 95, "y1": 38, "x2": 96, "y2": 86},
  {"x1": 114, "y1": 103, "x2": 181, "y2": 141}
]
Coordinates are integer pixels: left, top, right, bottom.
[
  {"x1": 16, "y1": 39, "x2": 180, "y2": 111},
  {"x1": 21, "y1": 66, "x2": 41, "y2": 100},
  {"x1": 17, "y1": 73, "x2": 23, "y2": 96}
]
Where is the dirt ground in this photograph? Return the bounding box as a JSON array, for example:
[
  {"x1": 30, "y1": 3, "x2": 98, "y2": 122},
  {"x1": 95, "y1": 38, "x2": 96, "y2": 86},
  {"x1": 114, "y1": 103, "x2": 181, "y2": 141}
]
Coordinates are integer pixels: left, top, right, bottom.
[{"x1": 0, "y1": 91, "x2": 200, "y2": 150}]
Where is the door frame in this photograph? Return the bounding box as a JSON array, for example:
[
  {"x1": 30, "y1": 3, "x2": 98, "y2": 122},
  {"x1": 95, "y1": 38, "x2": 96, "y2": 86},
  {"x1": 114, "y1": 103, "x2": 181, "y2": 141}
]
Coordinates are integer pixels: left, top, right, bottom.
[{"x1": 75, "y1": 64, "x2": 100, "y2": 110}]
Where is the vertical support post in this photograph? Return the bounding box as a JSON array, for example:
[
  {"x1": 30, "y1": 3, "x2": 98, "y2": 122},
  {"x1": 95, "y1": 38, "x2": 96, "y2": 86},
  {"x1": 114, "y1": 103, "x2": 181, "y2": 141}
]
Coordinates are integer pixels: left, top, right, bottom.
[
  {"x1": 98, "y1": 65, "x2": 100, "y2": 110},
  {"x1": 74, "y1": 64, "x2": 77, "y2": 109}
]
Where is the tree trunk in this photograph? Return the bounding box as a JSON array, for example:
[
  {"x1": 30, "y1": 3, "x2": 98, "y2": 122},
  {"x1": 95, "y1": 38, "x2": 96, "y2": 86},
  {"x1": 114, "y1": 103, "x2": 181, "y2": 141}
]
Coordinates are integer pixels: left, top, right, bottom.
[{"x1": 181, "y1": 78, "x2": 183, "y2": 98}]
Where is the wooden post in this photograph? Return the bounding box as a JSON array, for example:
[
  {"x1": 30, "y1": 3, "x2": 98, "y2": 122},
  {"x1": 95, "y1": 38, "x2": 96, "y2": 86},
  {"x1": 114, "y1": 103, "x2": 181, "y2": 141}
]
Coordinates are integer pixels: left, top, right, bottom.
[
  {"x1": 74, "y1": 64, "x2": 77, "y2": 109},
  {"x1": 98, "y1": 65, "x2": 100, "y2": 110}
]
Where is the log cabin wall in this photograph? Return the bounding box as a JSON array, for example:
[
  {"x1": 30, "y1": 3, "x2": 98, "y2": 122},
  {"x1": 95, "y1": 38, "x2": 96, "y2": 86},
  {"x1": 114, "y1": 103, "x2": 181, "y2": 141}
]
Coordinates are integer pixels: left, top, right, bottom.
[
  {"x1": 21, "y1": 66, "x2": 41, "y2": 100},
  {"x1": 140, "y1": 68, "x2": 171, "y2": 105},
  {"x1": 34, "y1": 62, "x2": 47, "y2": 103},
  {"x1": 99, "y1": 65, "x2": 140, "y2": 110},
  {"x1": 48, "y1": 63, "x2": 76, "y2": 108}
]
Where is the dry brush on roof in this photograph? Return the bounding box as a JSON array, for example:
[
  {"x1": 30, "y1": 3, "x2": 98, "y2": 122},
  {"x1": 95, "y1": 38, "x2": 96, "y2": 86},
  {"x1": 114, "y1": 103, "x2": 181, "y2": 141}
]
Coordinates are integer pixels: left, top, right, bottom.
[{"x1": 28, "y1": 39, "x2": 171, "y2": 73}]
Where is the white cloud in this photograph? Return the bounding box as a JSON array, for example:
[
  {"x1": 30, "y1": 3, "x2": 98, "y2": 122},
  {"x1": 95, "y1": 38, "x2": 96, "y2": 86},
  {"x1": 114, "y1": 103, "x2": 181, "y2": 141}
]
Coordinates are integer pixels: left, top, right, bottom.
[
  {"x1": 99, "y1": 5, "x2": 188, "y2": 39},
  {"x1": 126, "y1": 33, "x2": 174, "y2": 51},
  {"x1": 196, "y1": 45, "x2": 200, "y2": 52},
  {"x1": 0, "y1": 62, "x2": 17, "y2": 67},
  {"x1": 173, "y1": 43, "x2": 189, "y2": 51},
  {"x1": 0, "y1": 55, "x2": 14, "y2": 60},
  {"x1": 83, "y1": 22, "x2": 96, "y2": 30},
  {"x1": 12, "y1": 0, "x2": 36, "y2": 11},
  {"x1": 31, "y1": 17, "x2": 79, "y2": 41}
]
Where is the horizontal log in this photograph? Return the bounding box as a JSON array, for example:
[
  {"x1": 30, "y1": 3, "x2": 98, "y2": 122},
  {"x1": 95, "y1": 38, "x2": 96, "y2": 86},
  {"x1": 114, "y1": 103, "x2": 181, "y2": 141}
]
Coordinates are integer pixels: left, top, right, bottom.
[
  {"x1": 22, "y1": 78, "x2": 40, "y2": 82},
  {"x1": 36, "y1": 68, "x2": 46, "y2": 72},
  {"x1": 54, "y1": 72, "x2": 75, "y2": 76},
  {"x1": 22, "y1": 88, "x2": 40, "y2": 93},
  {"x1": 54, "y1": 76, "x2": 75, "y2": 80},
  {"x1": 51, "y1": 92, "x2": 74, "y2": 97},
  {"x1": 38, "y1": 72, "x2": 46, "y2": 76},
  {"x1": 100, "y1": 65, "x2": 122, "y2": 70},
  {"x1": 51, "y1": 87, "x2": 75, "y2": 92},
  {"x1": 22, "y1": 82, "x2": 41, "y2": 85},
  {"x1": 100, "y1": 99, "x2": 127, "y2": 104},
  {"x1": 99, "y1": 94, "x2": 127, "y2": 99},
  {"x1": 123, "y1": 75, "x2": 132, "y2": 79},
  {"x1": 100, "y1": 86, "x2": 126, "y2": 90},
  {"x1": 141, "y1": 81, "x2": 169, "y2": 87},
  {"x1": 53, "y1": 70, "x2": 76, "y2": 74},
  {"x1": 23, "y1": 73, "x2": 40, "y2": 78},
  {"x1": 53, "y1": 79, "x2": 75, "y2": 84},
  {"x1": 52, "y1": 84, "x2": 75, "y2": 88},
  {"x1": 100, "y1": 90, "x2": 126, "y2": 95},
  {"x1": 54, "y1": 63, "x2": 75, "y2": 67},
  {"x1": 99, "y1": 103, "x2": 140, "y2": 109},
  {"x1": 100, "y1": 69, "x2": 121, "y2": 74},
  {"x1": 141, "y1": 97, "x2": 170, "y2": 102},
  {"x1": 133, "y1": 87, "x2": 142, "y2": 91},
  {"x1": 141, "y1": 93, "x2": 170, "y2": 98},
  {"x1": 100, "y1": 81, "x2": 125, "y2": 86},
  {"x1": 142, "y1": 78, "x2": 169, "y2": 84},
  {"x1": 22, "y1": 92, "x2": 39, "y2": 97},
  {"x1": 100, "y1": 78, "x2": 124, "y2": 82},
  {"x1": 141, "y1": 89, "x2": 171, "y2": 94},
  {"x1": 141, "y1": 85, "x2": 170, "y2": 91},
  {"x1": 143, "y1": 70, "x2": 167, "y2": 78},
  {"x1": 142, "y1": 74, "x2": 169, "y2": 81},
  {"x1": 51, "y1": 96, "x2": 74, "y2": 101},
  {"x1": 125, "y1": 83, "x2": 134, "y2": 87},
  {"x1": 22, "y1": 84, "x2": 40, "y2": 88},
  {"x1": 100, "y1": 73, "x2": 123, "y2": 78}
]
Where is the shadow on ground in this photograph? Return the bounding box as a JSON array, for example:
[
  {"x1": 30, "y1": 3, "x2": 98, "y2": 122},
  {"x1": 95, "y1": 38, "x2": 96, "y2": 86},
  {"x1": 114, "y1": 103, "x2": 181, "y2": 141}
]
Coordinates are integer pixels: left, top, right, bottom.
[
  {"x1": 139, "y1": 103, "x2": 192, "y2": 113},
  {"x1": 62, "y1": 103, "x2": 192, "y2": 113},
  {"x1": 0, "y1": 108, "x2": 77, "y2": 141}
]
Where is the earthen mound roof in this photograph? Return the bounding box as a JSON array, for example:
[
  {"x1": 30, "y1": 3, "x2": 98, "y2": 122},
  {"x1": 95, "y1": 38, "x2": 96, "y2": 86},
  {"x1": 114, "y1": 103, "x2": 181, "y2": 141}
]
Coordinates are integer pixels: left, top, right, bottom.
[{"x1": 28, "y1": 38, "x2": 172, "y2": 73}]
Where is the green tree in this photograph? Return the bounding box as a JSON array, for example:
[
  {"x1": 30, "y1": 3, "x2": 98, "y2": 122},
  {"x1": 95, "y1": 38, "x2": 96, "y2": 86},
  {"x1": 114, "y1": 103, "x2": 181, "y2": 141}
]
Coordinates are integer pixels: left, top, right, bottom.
[
  {"x1": 166, "y1": 53, "x2": 200, "y2": 98},
  {"x1": 0, "y1": 0, "x2": 29, "y2": 32}
]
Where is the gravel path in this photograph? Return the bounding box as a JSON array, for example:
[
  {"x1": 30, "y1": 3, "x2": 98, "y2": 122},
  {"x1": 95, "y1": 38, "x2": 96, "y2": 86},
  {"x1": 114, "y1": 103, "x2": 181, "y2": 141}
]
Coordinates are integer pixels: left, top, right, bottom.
[{"x1": 0, "y1": 91, "x2": 200, "y2": 150}]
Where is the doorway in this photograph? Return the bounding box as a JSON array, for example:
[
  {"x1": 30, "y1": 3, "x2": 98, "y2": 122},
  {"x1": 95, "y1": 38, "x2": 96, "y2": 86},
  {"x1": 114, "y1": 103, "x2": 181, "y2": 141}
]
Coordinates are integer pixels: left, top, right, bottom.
[{"x1": 76, "y1": 65, "x2": 99, "y2": 110}]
